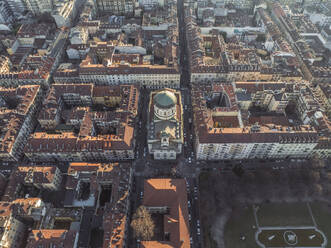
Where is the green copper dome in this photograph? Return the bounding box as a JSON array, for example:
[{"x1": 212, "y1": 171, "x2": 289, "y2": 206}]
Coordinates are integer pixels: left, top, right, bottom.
[{"x1": 154, "y1": 90, "x2": 177, "y2": 109}]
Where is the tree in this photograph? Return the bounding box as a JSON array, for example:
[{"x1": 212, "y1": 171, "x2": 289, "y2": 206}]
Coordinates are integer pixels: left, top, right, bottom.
[
  {"x1": 36, "y1": 12, "x2": 55, "y2": 24},
  {"x1": 310, "y1": 153, "x2": 326, "y2": 169},
  {"x1": 220, "y1": 31, "x2": 227, "y2": 42},
  {"x1": 131, "y1": 205, "x2": 155, "y2": 240},
  {"x1": 256, "y1": 34, "x2": 266, "y2": 43}
]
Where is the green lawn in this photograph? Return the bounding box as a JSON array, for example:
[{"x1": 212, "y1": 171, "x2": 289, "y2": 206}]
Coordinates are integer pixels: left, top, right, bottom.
[
  {"x1": 256, "y1": 202, "x2": 314, "y2": 227},
  {"x1": 257, "y1": 228, "x2": 324, "y2": 247},
  {"x1": 224, "y1": 202, "x2": 331, "y2": 248},
  {"x1": 224, "y1": 206, "x2": 259, "y2": 248},
  {"x1": 310, "y1": 202, "x2": 331, "y2": 245}
]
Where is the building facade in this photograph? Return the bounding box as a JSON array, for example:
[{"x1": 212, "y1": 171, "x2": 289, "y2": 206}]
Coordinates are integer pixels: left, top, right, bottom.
[
  {"x1": 94, "y1": 0, "x2": 134, "y2": 16},
  {"x1": 0, "y1": 85, "x2": 42, "y2": 161},
  {"x1": 192, "y1": 82, "x2": 320, "y2": 160},
  {"x1": 147, "y1": 89, "x2": 183, "y2": 160},
  {"x1": 24, "y1": 84, "x2": 139, "y2": 162}
]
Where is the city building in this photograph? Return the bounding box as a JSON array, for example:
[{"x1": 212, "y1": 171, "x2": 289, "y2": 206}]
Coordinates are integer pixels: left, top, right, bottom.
[
  {"x1": 0, "y1": 23, "x2": 68, "y2": 87},
  {"x1": 0, "y1": 55, "x2": 11, "y2": 74},
  {"x1": 69, "y1": 26, "x2": 89, "y2": 45},
  {"x1": 52, "y1": 0, "x2": 78, "y2": 28},
  {"x1": 0, "y1": 85, "x2": 42, "y2": 161},
  {"x1": 312, "y1": 137, "x2": 331, "y2": 159},
  {"x1": 54, "y1": 0, "x2": 180, "y2": 89},
  {"x1": 0, "y1": 0, "x2": 14, "y2": 24},
  {"x1": 24, "y1": 84, "x2": 139, "y2": 162},
  {"x1": 79, "y1": 0, "x2": 96, "y2": 21},
  {"x1": 6, "y1": 0, "x2": 26, "y2": 17},
  {"x1": 0, "y1": 201, "x2": 26, "y2": 248},
  {"x1": 192, "y1": 82, "x2": 320, "y2": 160},
  {"x1": 65, "y1": 162, "x2": 132, "y2": 248},
  {"x1": 321, "y1": 25, "x2": 331, "y2": 50},
  {"x1": 268, "y1": 3, "x2": 331, "y2": 84},
  {"x1": 55, "y1": 41, "x2": 180, "y2": 89},
  {"x1": 26, "y1": 230, "x2": 79, "y2": 248},
  {"x1": 138, "y1": 0, "x2": 164, "y2": 9},
  {"x1": 23, "y1": 0, "x2": 53, "y2": 15},
  {"x1": 0, "y1": 198, "x2": 46, "y2": 248},
  {"x1": 2, "y1": 165, "x2": 62, "y2": 202},
  {"x1": 142, "y1": 178, "x2": 191, "y2": 248},
  {"x1": 184, "y1": 5, "x2": 303, "y2": 84},
  {"x1": 147, "y1": 89, "x2": 183, "y2": 160},
  {"x1": 94, "y1": 0, "x2": 135, "y2": 16}
]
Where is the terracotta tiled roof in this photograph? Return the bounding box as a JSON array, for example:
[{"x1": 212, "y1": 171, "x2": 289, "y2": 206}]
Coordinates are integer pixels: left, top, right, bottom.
[{"x1": 142, "y1": 179, "x2": 190, "y2": 248}]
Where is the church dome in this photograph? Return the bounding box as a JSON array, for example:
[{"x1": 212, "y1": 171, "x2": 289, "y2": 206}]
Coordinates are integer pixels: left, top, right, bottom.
[{"x1": 154, "y1": 90, "x2": 177, "y2": 109}]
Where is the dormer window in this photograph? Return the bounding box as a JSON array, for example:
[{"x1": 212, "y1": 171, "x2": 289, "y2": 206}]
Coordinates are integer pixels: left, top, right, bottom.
[{"x1": 161, "y1": 136, "x2": 169, "y2": 148}]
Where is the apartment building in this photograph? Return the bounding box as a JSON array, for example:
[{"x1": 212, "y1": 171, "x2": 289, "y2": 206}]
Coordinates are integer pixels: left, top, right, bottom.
[
  {"x1": 0, "y1": 1, "x2": 14, "y2": 24},
  {"x1": 6, "y1": 0, "x2": 26, "y2": 16},
  {"x1": 2, "y1": 165, "x2": 62, "y2": 202},
  {"x1": 94, "y1": 0, "x2": 135, "y2": 16},
  {"x1": 0, "y1": 202, "x2": 26, "y2": 248},
  {"x1": 24, "y1": 84, "x2": 139, "y2": 162},
  {"x1": 52, "y1": 0, "x2": 78, "y2": 27},
  {"x1": 26, "y1": 230, "x2": 79, "y2": 247},
  {"x1": 23, "y1": 0, "x2": 53, "y2": 15},
  {"x1": 55, "y1": 41, "x2": 180, "y2": 89},
  {"x1": 0, "y1": 85, "x2": 42, "y2": 161},
  {"x1": 314, "y1": 85, "x2": 331, "y2": 119},
  {"x1": 184, "y1": 6, "x2": 303, "y2": 84},
  {"x1": 147, "y1": 89, "x2": 184, "y2": 160},
  {"x1": 65, "y1": 162, "x2": 132, "y2": 248},
  {"x1": 192, "y1": 82, "x2": 320, "y2": 160},
  {"x1": 0, "y1": 23, "x2": 68, "y2": 87},
  {"x1": 0, "y1": 198, "x2": 46, "y2": 248}
]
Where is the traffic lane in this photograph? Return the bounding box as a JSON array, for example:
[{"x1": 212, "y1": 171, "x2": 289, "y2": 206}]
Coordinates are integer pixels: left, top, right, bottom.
[
  {"x1": 197, "y1": 159, "x2": 311, "y2": 171},
  {"x1": 185, "y1": 177, "x2": 202, "y2": 248}
]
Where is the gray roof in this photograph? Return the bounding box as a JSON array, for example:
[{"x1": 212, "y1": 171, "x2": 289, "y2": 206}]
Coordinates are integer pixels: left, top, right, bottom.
[
  {"x1": 236, "y1": 92, "x2": 251, "y2": 101},
  {"x1": 154, "y1": 90, "x2": 177, "y2": 108}
]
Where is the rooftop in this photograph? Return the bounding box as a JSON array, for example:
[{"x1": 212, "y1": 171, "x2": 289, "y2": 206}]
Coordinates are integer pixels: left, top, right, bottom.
[
  {"x1": 154, "y1": 90, "x2": 177, "y2": 109},
  {"x1": 142, "y1": 179, "x2": 190, "y2": 248}
]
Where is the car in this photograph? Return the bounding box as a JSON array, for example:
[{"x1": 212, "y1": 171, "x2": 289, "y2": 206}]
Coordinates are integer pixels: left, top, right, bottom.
[
  {"x1": 188, "y1": 201, "x2": 191, "y2": 208},
  {"x1": 272, "y1": 166, "x2": 279, "y2": 170},
  {"x1": 140, "y1": 192, "x2": 143, "y2": 199},
  {"x1": 197, "y1": 228, "x2": 200, "y2": 235},
  {"x1": 197, "y1": 220, "x2": 200, "y2": 227},
  {"x1": 189, "y1": 214, "x2": 191, "y2": 221},
  {"x1": 194, "y1": 195, "x2": 198, "y2": 200},
  {"x1": 190, "y1": 237, "x2": 193, "y2": 244}
]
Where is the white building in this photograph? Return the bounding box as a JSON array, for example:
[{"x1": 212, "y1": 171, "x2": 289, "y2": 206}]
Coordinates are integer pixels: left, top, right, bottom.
[
  {"x1": 6, "y1": 0, "x2": 26, "y2": 17},
  {"x1": 69, "y1": 26, "x2": 88, "y2": 45},
  {"x1": 78, "y1": 65, "x2": 180, "y2": 89},
  {"x1": 147, "y1": 89, "x2": 183, "y2": 160},
  {"x1": 192, "y1": 83, "x2": 320, "y2": 161},
  {"x1": 0, "y1": 0, "x2": 13, "y2": 24},
  {"x1": 23, "y1": 0, "x2": 52, "y2": 15},
  {"x1": 52, "y1": 0, "x2": 77, "y2": 27},
  {"x1": 138, "y1": 0, "x2": 164, "y2": 9}
]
